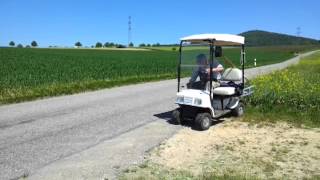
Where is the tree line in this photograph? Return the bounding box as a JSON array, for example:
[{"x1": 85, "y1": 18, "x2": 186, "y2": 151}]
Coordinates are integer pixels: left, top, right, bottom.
[
  {"x1": 8, "y1": 40, "x2": 177, "y2": 48},
  {"x1": 8, "y1": 41, "x2": 38, "y2": 48},
  {"x1": 74, "y1": 41, "x2": 129, "y2": 48},
  {"x1": 75, "y1": 42, "x2": 165, "y2": 48}
]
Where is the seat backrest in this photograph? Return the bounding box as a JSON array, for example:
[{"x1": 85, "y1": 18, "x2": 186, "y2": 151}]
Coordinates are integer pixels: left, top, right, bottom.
[{"x1": 221, "y1": 68, "x2": 242, "y2": 81}]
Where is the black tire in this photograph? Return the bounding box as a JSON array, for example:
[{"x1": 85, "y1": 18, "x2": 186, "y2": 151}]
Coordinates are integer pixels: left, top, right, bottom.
[
  {"x1": 171, "y1": 108, "x2": 182, "y2": 125},
  {"x1": 195, "y1": 112, "x2": 212, "y2": 131},
  {"x1": 232, "y1": 102, "x2": 244, "y2": 117}
]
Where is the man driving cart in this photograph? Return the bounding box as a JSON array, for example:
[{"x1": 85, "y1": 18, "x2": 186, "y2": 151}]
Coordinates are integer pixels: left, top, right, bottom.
[
  {"x1": 173, "y1": 34, "x2": 254, "y2": 130},
  {"x1": 188, "y1": 53, "x2": 224, "y2": 90}
]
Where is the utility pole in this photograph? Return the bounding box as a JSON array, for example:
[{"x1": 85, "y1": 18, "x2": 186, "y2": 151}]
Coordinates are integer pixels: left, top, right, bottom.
[
  {"x1": 296, "y1": 26, "x2": 301, "y2": 46},
  {"x1": 296, "y1": 27, "x2": 301, "y2": 37},
  {"x1": 128, "y1": 16, "x2": 132, "y2": 47}
]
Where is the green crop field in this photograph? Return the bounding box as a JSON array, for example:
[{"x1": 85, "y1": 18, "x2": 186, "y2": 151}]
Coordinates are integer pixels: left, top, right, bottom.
[{"x1": 0, "y1": 46, "x2": 318, "y2": 104}]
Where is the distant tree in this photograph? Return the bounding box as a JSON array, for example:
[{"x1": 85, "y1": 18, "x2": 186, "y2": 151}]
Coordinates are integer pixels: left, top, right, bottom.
[
  {"x1": 152, "y1": 43, "x2": 160, "y2": 47},
  {"x1": 17, "y1": 44, "x2": 23, "y2": 48},
  {"x1": 75, "y1": 42, "x2": 82, "y2": 47},
  {"x1": 104, "y1": 42, "x2": 116, "y2": 47},
  {"x1": 104, "y1": 42, "x2": 110, "y2": 47},
  {"x1": 129, "y1": 42, "x2": 134, "y2": 47},
  {"x1": 139, "y1": 43, "x2": 146, "y2": 47},
  {"x1": 9, "y1": 41, "x2": 15, "y2": 47},
  {"x1": 26, "y1": 45, "x2": 31, "y2": 48},
  {"x1": 147, "y1": 44, "x2": 151, "y2": 47},
  {"x1": 95, "y1": 42, "x2": 103, "y2": 48},
  {"x1": 31, "y1": 41, "x2": 38, "y2": 47}
]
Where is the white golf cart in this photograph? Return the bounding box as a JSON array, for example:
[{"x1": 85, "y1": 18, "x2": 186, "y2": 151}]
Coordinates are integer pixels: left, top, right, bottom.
[{"x1": 172, "y1": 34, "x2": 254, "y2": 130}]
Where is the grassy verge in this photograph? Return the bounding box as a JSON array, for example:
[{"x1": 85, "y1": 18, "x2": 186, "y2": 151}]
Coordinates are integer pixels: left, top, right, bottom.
[
  {"x1": 120, "y1": 162, "x2": 258, "y2": 180},
  {"x1": 244, "y1": 52, "x2": 320, "y2": 127},
  {"x1": 119, "y1": 121, "x2": 320, "y2": 180}
]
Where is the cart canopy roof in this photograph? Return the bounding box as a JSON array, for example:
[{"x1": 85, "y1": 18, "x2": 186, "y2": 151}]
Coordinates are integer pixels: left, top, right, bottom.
[{"x1": 181, "y1": 34, "x2": 245, "y2": 46}]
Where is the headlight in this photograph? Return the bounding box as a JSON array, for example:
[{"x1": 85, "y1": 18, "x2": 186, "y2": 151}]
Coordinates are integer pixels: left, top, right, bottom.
[
  {"x1": 176, "y1": 96, "x2": 184, "y2": 103},
  {"x1": 194, "y1": 98, "x2": 202, "y2": 105}
]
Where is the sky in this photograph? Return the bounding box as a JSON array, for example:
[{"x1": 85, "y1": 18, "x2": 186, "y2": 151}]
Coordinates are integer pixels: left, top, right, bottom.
[{"x1": 0, "y1": 0, "x2": 319, "y2": 47}]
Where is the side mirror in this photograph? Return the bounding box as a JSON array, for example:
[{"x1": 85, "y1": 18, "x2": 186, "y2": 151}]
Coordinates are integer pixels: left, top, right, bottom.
[{"x1": 215, "y1": 46, "x2": 222, "y2": 57}]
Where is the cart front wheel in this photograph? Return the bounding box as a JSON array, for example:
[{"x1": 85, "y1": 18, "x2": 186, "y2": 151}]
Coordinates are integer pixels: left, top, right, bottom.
[
  {"x1": 195, "y1": 112, "x2": 212, "y2": 131},
  {"x1": 171, "y1": 108, "x2": 182, "y2": 125}
]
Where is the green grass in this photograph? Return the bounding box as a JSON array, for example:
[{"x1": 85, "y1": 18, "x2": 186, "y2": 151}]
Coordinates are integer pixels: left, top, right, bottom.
[
  {"x1": 119, "y1": 162, "x2": 258, "y2": 180},
  {"x1": 0, "y1": 46, "x2": 318, "y2": 104},
  {"x1": 245, "y1": 52, "x2": 320, "y2": 127}
]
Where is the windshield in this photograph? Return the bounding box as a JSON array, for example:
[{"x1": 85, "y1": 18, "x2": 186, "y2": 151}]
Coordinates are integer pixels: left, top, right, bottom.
[
  {"x1": 179, "y1": 42, "x2": 243, "y2": 92},
  {"x1": 179, "y1": 42, "x2": 211, "y2": 91}
]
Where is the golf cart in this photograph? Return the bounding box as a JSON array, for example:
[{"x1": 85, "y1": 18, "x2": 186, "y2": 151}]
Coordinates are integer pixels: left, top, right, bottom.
[{"x1": 172, "y1": 34, "x2": 254, "y2": 130}]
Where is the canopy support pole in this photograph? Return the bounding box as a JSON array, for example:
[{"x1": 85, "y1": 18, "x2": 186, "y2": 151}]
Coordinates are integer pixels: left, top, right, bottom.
[
  {"x1": 177, "y1": 41, "x2": 183, "y2": 92},
  {"x1": 241, "y1": 45, "x2": 245, "y2": 89}
]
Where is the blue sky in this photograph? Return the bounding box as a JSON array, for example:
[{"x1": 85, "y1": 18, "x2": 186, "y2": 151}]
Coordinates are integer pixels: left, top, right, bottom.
[{"x1": 1, "y1": 0, "x2": 319, "y2": 47}]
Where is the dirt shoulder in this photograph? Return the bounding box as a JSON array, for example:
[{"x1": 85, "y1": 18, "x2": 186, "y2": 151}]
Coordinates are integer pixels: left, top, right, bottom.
[{"x1": 121, "y1": 120, "x2": 320, "y2": 179}]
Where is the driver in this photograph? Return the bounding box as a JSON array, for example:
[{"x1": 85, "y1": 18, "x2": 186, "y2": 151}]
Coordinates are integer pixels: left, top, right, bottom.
[{"x1": 189, "y1": 54, "x2": 224, "y2": 89}]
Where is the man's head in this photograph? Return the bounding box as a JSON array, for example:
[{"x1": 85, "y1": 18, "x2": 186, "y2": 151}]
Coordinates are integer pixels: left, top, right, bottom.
[{"x1": 196, "y1": 54, "x2": 208, "y2": 66}]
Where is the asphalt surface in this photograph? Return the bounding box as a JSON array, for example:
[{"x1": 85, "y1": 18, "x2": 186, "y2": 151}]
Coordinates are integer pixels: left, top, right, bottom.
[
  {"x1": 0, "y1": 79, "x2": 180, "y2": 180},
  {"x1": 0, "y1": 50, "x2": 318, "y2": 180}
]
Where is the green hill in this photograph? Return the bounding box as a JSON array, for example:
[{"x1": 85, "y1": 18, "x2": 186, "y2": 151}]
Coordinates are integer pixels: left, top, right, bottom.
[{"x1": 240, "y1": 30, "x2": 320, "y2": 46}]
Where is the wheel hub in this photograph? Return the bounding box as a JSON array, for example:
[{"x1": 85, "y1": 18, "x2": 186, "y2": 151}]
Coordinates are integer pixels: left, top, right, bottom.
[{"x1": 202, "y1": 117, "x2": 210, "y2": 127}]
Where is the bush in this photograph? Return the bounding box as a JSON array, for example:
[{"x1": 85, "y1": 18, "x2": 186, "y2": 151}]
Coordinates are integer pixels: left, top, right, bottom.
[
  {"x1": 172, "y1": 47, "x2": 176, "y2": 51},
  {"x1": 116, "y1": 44, "x2": 126, "y2": 48}
]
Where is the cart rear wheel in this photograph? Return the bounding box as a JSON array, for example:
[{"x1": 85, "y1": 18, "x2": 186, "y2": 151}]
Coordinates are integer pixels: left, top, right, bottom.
[
  {"x1": 195, "y1": 112, "x2": 212, "y2": 131},
  {"x1": 232, "y1": 102, "x2": 244, "y2": 117},
  {"x1": 171, "y1": 108, "x2": 182, "y2": 125}
]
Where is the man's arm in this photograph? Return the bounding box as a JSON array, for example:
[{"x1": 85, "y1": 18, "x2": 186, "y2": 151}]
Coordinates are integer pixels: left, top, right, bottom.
[
  {"x1": 206, "y1": 64, "x2": 224, "y2": 73},
  {"x1": 213, "y1": 64, "x2": 224, "y2": 72}
]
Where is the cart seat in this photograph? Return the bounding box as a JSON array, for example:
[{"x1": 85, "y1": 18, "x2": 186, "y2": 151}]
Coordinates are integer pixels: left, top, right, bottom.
[
  {"x1": 213, "y1": 87, "x2": 236, "y2": 96},
  {"x1": 221, "y1": 68, "x2": 242, "y2": 81}
]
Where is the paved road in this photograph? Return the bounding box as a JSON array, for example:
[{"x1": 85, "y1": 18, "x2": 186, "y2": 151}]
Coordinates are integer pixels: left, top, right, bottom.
[{"x1": 0, "y1": 50, "x2": 318, "y2": 180}]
